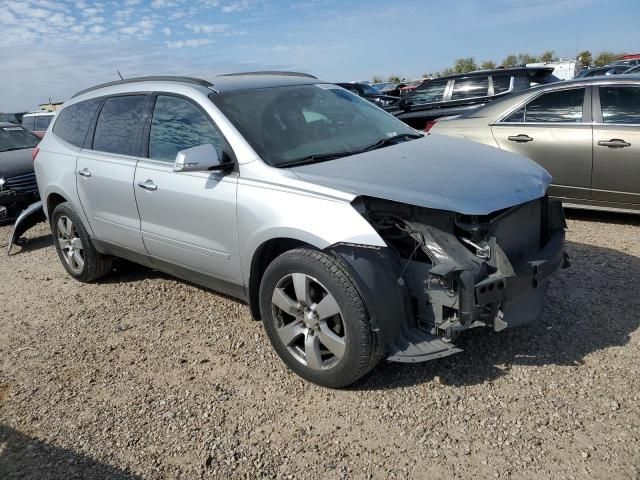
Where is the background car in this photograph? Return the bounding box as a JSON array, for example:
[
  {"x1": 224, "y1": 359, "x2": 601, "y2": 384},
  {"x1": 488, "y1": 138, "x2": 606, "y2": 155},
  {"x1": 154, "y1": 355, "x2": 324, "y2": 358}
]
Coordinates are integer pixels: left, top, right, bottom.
[
  {"x1": 21, "y1": 111, "x2": 54, "y2": 138},
  {"x1": 336, "y1": 82, "x2": 400, "y2": 109},
  {"x1": 430, "y1": 75, "x2": 640, "y2": 214},
  {"x1": 576, "y1": 65, "x2": 633, "y2": 78},
  {"x1": 390, "y1": 67, "x2": 559, "y2": 130},
  {"x1": 0, "y1": 112, "x2": 26, "y2": 125},
  {"x1": 0, "y1": 122, "x2": 40, "y2": 220}
]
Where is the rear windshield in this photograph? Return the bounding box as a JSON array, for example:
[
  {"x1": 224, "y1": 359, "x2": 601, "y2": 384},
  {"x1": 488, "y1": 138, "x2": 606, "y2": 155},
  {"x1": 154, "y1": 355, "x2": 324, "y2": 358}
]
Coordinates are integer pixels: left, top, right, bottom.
[{"x1": 0, "y1": 126, "x2": 39, "y2": 152}]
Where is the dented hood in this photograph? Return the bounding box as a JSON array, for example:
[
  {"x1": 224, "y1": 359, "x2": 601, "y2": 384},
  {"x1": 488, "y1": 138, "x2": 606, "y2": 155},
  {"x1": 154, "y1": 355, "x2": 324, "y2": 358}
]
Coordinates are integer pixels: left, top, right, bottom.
[{"x1": 291, "y1": 134, "x2": 551, "y2": 215}]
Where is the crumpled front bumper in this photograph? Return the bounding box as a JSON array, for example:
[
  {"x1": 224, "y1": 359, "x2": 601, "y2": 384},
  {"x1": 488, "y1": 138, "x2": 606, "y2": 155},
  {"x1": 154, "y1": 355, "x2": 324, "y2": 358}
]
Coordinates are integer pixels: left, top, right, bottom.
[{"x1": 331, "y1": 197, "x2": 568, "y2": 364}]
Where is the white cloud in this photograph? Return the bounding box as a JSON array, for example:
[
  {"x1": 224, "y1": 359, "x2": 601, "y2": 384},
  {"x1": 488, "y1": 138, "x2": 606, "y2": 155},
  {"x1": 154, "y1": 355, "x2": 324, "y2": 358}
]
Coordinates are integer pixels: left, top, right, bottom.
[
  {"x1": 186, "y1": 23, "x2": 230, "y2": 34},
  {"x1": 162, "y1": 27, "x2": 171, "y2": 35},
  {"x1": 222, "y1": 0, "x2": 251, "y2": 13},
  {"x1": 151, "y1": 0, "x2": 179, "y2": 7},
  {"x1": 90, "y1": 25, "x2": 106, "y2": 34},
  {"x1": 167, "y1": 38, "x2": 214, "y2": 48}
]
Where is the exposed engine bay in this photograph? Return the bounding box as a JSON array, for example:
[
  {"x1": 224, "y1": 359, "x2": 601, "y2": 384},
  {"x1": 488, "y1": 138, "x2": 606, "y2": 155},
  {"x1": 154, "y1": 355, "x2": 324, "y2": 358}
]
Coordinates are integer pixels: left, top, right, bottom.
[{"x1": 331, "y1": 195, "x2": 568, "y2": 363}]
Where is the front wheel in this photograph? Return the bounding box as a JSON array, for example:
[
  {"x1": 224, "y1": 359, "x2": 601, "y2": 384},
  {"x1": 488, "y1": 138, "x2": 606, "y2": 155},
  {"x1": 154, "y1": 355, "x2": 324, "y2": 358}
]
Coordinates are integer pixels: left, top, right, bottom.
[{"x1": 259, "y1": 248, "x2": 381, "y2": 388}]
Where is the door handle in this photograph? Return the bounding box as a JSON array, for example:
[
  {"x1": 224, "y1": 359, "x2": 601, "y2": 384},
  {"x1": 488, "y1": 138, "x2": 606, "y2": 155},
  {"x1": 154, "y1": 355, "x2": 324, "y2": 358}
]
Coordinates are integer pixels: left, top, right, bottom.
[
  {"x1": 78, "y1": 168, "x2": 91, "y2": 177},
  {"x1": 137, "y1": 179, "x2": 157, "y2": 191},
  {"x1": 507, "y1": 134, "x2": 534, "y2": 143},
  {"x1": 597, "y1": 139, "x2": 631, "y2": 149}
]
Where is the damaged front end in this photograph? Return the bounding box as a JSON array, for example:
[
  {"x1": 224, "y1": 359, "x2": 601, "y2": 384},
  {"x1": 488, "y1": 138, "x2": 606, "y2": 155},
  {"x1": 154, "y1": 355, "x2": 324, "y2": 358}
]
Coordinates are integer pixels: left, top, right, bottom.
[{"x1": 330, "y1": 195, "x2": 568, "y2": 363}]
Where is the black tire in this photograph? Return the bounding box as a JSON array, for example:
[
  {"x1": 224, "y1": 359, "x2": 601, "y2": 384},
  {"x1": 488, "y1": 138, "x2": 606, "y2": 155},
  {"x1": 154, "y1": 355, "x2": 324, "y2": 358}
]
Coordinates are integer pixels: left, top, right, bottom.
[
  {"x1": 259, "y1": 248, "x2": 381, "y2": 388},
  {"x1": 51, "y1": 202, "x2": 112, "y2": 282}
]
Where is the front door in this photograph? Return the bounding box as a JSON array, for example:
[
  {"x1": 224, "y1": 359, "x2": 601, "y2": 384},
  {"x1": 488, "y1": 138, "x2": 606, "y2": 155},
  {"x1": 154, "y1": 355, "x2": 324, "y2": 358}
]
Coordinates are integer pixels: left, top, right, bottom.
[
  {"x1": 592, "y1": 84, "x2": 640, "y2": 206},
  {"x1": 133, "y1": 94, "x2": 242, "y2": 284},
  {"x1": 76, "y1": 94, "x2": 149, "y2": 252},
  {"x1": 491, "y1": 87, "x2": 592, "y2": 200}
]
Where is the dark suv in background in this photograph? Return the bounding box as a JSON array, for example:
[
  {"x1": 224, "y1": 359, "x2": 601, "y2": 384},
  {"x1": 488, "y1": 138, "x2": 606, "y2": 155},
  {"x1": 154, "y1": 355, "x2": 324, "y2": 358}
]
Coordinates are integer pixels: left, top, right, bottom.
[
  {"x1": 336, "y1": 82, "x2": 399, "y2": 109},
  {"x1": 390, "y1": 67, "x2": 559, "y2": 130}
]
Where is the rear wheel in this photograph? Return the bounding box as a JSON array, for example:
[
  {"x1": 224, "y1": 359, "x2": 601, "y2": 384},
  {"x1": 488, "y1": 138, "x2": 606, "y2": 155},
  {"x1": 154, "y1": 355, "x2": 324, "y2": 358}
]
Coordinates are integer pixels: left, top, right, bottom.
[
  {"x1": 51, "y1": 202, "x2": 112, "y2": 282},
  {"x1": 259, "y1": 248, "x2": 381, "y2": 388}
]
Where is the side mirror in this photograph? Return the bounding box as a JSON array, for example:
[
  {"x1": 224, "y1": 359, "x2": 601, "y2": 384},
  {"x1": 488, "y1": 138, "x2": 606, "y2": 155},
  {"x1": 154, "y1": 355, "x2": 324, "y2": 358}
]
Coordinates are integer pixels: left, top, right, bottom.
[{"x1": 172, "y1": 144, "x2": 230, "y2": 173}]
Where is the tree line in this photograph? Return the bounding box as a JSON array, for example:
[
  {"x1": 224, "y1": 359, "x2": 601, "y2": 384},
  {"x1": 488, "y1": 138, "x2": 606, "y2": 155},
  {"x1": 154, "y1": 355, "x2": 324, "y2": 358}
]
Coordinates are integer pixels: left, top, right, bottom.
[{"x1": 371, "y1": 50, "x2": 628, "y2": 84}]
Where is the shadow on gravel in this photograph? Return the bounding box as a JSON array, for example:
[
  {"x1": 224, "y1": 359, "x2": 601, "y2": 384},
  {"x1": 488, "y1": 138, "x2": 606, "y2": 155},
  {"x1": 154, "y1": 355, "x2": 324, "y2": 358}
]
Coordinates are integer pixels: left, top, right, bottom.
[
  {"x1": 0, "y1": 424, "x2": 140, "y2": 480},
  {"x1": 354, "y1": 240, "x2": 640, "y2": 391},
  {"x1": 5, "y1": 233, "x2": 53, "y2": 255}
]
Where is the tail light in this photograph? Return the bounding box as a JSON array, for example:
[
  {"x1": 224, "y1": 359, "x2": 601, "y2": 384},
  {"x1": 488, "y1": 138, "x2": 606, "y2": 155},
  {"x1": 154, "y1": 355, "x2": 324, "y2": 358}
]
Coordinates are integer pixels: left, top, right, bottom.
[
  {"x1": 32, "y1": 146, "x2": 40, "y2": 162},
  {"x1": 424, "y1": 120, "x2": 437, "y2": 133}
]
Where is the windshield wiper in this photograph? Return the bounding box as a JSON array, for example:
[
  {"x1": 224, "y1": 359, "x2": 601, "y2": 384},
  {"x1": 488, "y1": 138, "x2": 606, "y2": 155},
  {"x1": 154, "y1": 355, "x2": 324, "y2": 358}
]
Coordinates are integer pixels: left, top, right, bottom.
[
  {"x1": 277, "y1": 152, "x2": 352, "y2": 168},
  {"x1": 357, "y1": 133, "x2": 423, "y2": 153}
]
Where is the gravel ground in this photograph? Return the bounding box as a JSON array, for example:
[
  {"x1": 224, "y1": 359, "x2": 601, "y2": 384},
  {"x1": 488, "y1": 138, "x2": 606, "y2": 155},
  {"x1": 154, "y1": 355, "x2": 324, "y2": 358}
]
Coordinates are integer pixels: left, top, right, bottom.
[{"x1": 0, "y1": 210, "x2": 639, "y2": 479}]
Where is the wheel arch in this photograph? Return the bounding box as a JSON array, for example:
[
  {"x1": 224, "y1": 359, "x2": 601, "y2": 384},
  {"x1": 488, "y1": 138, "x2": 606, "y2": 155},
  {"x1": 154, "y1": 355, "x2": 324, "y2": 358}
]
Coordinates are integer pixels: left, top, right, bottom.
[
  {"x1": 46, "y1": 191, "x2": 68, "y2": 220},
  {"x1": 248, "y1": 237, "x2": 316, "y2": 320}
]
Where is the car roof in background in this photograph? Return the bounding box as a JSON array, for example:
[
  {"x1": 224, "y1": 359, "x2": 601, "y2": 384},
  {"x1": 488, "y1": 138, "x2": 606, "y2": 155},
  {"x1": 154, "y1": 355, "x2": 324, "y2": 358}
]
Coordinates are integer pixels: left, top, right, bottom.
[
  {"x1": 71, "y1": 72, "x2": 321, "y2": 99},
  {"x1": 23, "y1": 111, "x2": 55, "y2": 116},
  {"x1": 422, "y1": 67, "x2": 555, "y2": 82}
]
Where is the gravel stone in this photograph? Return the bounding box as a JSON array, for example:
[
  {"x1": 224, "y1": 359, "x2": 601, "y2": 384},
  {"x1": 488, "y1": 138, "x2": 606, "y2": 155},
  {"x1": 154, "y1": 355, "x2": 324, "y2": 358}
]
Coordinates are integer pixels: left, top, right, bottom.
[{"x1": 0, "y1": 209, "x2": 639, "y2": 479}]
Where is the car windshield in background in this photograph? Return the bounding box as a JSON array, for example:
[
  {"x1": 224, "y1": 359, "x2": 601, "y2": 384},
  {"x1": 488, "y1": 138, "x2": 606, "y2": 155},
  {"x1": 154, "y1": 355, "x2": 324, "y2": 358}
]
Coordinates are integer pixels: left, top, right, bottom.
[
  {"x1": 361, "y1": 84, "x2": 383, "y2": 95},
  {"x1": 212, "y1": 84, "x2": 419, "y2": 167},
  {"x1": 0, "y1": 126, "x2": 39, "y2": 152}
]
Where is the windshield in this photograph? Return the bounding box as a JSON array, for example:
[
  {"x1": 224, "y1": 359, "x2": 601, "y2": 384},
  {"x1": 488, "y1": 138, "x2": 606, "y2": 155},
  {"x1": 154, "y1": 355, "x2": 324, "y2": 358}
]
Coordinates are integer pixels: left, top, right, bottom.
[
  {"x1": 0, "y1": 126, "x2": 39, "y2": 152},
  {"x1": 361, "y1": 84, "x2": 382, "y2": 96},
  {"x1": 212, "y1": 84, "x2": 419, "y2": 167}
]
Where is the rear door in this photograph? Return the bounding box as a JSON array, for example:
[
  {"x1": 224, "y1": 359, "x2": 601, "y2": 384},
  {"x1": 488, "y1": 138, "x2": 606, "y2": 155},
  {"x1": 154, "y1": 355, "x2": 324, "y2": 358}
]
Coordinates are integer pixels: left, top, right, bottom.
[
  {"x1": 491, "y1": 87, "x2": 592, "y2": 200},
  {"x1": 591, "y1": 84, "x2": 640, "y2": 206},
  {"x1": 76, "y1": 94, "x2": 149, "y2": 253},
  {"x1": 134, "y1": 94, "x2": 241, "y2": 284}
]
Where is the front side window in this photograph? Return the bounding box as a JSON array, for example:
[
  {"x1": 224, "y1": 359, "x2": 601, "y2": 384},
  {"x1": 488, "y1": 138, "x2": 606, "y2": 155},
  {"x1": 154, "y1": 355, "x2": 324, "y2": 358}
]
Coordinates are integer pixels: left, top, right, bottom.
[
  {"x1": 407, "y1": 79, "x2": 447, "y2": 104},
  {"x1": 599, "y1": 86, "x2": 640, "y2": 124},
  {"x1": 53, "y1": 98, "x2": 102, "y2": 147},
  {"x1": 149, "y1": 95, "x2": 224, "y2": 162},
  {"x1": 0, "y1": 126, "x2": 39, "y2": 152},
  {"x1": 450, "y1": 76, "x2": 489, "y2": 100},
  {"x1": 212, "y1": 84, "x2": 419, "y2": 167},
  {"x1": 502, "y1": 88, "x2": 584, "y2": 123},
  {"x1": 92, "y1": 95, "x2": 148, "y2": 156}
]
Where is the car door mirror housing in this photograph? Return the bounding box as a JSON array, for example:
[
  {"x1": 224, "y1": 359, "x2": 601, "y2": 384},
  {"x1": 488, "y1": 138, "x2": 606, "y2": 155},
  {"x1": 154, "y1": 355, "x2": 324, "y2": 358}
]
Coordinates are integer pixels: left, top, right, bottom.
[{"x1": 173, "y1": 144, "x2": 229, "y2": 173}]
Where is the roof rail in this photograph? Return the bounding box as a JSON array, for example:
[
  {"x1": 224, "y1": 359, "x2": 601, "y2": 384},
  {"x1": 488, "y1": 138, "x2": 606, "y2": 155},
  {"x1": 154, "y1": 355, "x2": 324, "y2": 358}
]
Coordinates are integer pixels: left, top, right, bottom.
[
  {"x1": 71, "y1": 76, "x2": 213, "y2": 99},
  {"x1": 218, "y1": 71, "x2": 317, "y2": 79}
]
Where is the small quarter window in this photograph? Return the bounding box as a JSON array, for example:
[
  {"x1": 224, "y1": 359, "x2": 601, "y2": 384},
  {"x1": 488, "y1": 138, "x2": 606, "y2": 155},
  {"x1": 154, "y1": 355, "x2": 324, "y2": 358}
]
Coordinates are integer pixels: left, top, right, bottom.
[
  {"x1": 53, "y1": 99, "x2": 102, "y2": 147},
  {"x1": 492, "y1": 75, "x2": 511, "y2": 94}
]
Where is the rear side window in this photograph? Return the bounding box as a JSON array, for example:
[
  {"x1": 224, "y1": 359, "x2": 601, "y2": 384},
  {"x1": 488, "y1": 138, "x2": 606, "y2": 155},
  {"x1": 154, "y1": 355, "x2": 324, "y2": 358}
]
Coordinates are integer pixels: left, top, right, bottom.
[
  {"x1": 36, "y1": 115, "x2": 52, "y2": 131},
  {"x1": 599, "y1": 86, "x2": 640, "y2": 124},
  {"x1": 22, "y1": 116, "x2": 35, "y2": 131},
  {"x1": 149, "y1": 95, "x2": 224, "y2": 162},
  {"x1": 450, "y1": 76, "x2": 489, "y2": 100},
  {"x1": 92, "y1": 95, "x2": 148, "y2": 156},
  {"x1": 53, "y1": 99, "x2": 102, "y2": 147},
  {"x1": 408, "y1": 79, "x2": 447, "y2": 104},
  {"x1": 503, "y1": 88, "x2": 584, "y2": 123},
  {"x1": 492, "y1": 75, "x2": 511, "y2": 94}
]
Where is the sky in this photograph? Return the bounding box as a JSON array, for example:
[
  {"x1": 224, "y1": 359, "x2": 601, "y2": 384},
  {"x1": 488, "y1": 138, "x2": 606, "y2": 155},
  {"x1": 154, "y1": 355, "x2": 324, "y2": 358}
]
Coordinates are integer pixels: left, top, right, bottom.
[{"x1": 0, "y1": 0, "x2": 638, "y2": 111}]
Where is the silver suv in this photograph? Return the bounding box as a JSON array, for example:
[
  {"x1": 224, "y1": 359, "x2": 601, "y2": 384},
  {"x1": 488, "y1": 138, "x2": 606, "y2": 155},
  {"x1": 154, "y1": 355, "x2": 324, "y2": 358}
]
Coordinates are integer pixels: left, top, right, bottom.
[{"x1": 34, "y1": 72, "x2": 567, "y2": 388}]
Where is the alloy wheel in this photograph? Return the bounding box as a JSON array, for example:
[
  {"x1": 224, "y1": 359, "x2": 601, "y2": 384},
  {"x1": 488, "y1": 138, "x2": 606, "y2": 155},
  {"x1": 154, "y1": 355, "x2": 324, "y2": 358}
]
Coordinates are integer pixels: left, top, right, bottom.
[
  {"x1": 271, "y1": 273, "x2": 346, "y2": 370},
  {"x1": 56, "y1": 215, "x2": 84, "y2": 274}
]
